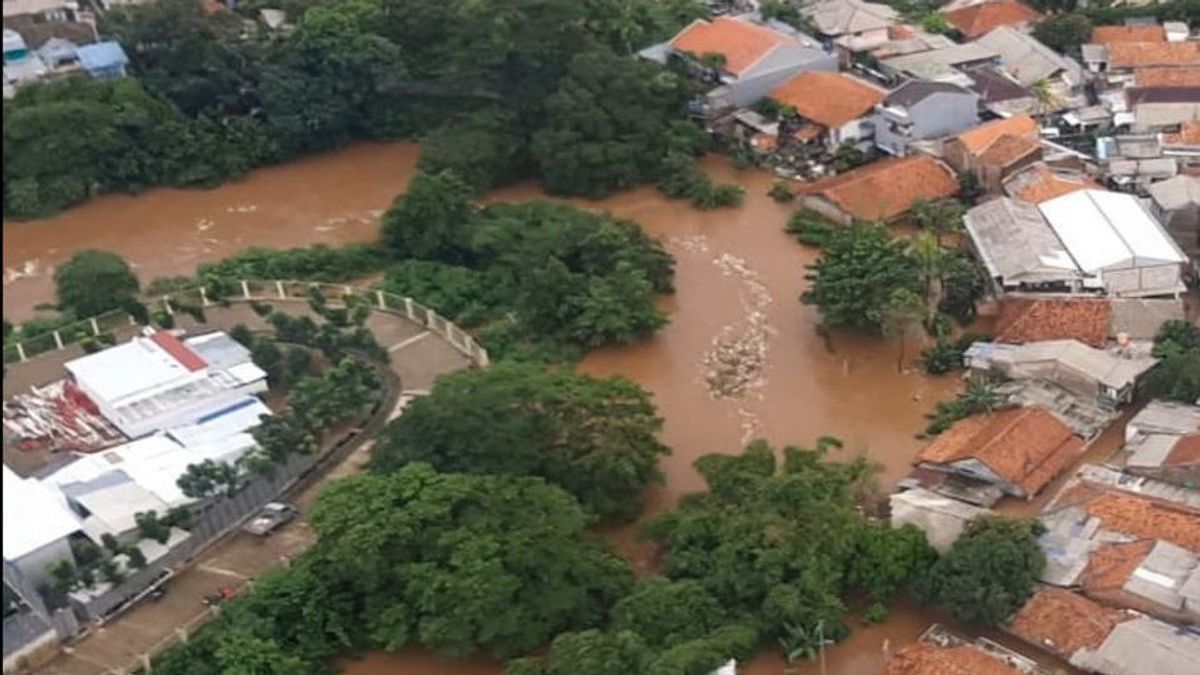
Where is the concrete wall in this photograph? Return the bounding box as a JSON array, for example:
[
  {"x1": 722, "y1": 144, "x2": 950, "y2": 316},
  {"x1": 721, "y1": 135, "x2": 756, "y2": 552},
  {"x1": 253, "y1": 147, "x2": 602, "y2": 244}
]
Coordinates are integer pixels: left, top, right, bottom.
[
  {"x1": 798, "y1": 195, "x2": 853, "y2": 225},
  {"x1": 11, "y1": 539, "x2": 73, "y2": 594},
  {"x1": 1103, "y1": 264, "x2": 1183, "y2": 297}
]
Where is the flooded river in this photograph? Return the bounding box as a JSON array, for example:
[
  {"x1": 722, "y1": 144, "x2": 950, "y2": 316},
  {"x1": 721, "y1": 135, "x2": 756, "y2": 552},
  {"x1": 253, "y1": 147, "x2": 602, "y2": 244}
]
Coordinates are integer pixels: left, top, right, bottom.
[{"x1": 3, "y1": 144, "x2": 1076, "y2": 675}]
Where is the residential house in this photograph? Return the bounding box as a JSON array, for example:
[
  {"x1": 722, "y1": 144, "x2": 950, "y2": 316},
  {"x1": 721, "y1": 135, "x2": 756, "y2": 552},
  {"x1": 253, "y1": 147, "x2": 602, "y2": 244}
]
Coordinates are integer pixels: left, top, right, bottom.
[
  {"x1": 889, "y1": 487, "x2": 993, "y2": 552},
  {"x1": 1162, "y1": 121, "x2": 1200, "y2": 161},
  {"x1": 1002, "y1": 162, "x2": 1100, "y2": 203},
  {"x1": 1136, "y1": 66, "x2": 1200, "y2": 88},
  {"x1": 965, "y1": 66, "x2": 1038, "y2": 117},
  {"x1": 3, "y1": 27, "x2": 46, "y2": 97},
  {"x1": 1009, "y1": 587, "x2": 1200, "y2": 675},
  {"x1": 1080, "y1": 538, "x2": 1200, "y2": 625},
  {"x1": 75, "y1": 40, "x2": 127, "y2": 79},
  {"x1": 1123, "y1": 400, "x2": 1200, "y2": 488},
  {"x1": 994, "y1": 296, "x2": 1111, "y2": 347},
  {"x1": 879, "y1": 42, "x2": 999, "y2": 85},
  {"x1": 944, "y1": 114, "x2": 1041, "y2": 192},
  {"x1": 964, "y1": 339, "x2": 1158, "y2": 407},
  {"x1": 651, "y1": 15, "x2": 837, "y2": 110},
  {"x1": 1146, "y1": 175, "x2": 1199, "y2": 267},
  {"x1": 872, "y1": 80, "x2": 980, "y2": 156},
  {"x1": 1127, "y1": 86, "x2": 1200, "y2": 133},
  {"x1": 868, "y1": 23, "x2": 956, "y2": 61},
  {"x1": 943, "y1": 0, "x2": 1041, "y2": 41},
  {"x1": 1084, "y1": 42, "x2": 1200, "y2": 89},
  {"x1": 795, "y1": 154, "x2": 959, "y2": 223},
  {"x1": 963, "y1": 197, "x2": 1085, "y2": 295},
  {"x1": 801, "y1": 0, "x2": 899, "y2": 56},
  {"x1": 913, "y1": 406, "x2": 1085, "y2": 500},
  {"x1": 1036, "y1": 461, "x2": 1200, "y2": 588},
  {"x1": 886, "y1": 625, "x2": 1042, "y2": 675},
  {"x1": 975, "y1": 26, "x2": 1085, "y2": 114},
  {"x1": 36, "y1": 37, "x2": 78, "y2": 69},
  {"x1": 1092, "y1": 24, "x2": 1166, "y2": 46},
  {"x1": 768, "y1": 71, "x2": 886, "y2": 151}
]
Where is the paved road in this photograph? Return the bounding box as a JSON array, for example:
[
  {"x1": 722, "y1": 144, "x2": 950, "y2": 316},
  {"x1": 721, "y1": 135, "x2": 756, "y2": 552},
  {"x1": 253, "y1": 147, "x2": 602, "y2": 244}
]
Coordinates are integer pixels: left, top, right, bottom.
[{"x1": 19, "y1": 300, "x2": 473, "y2": 675}]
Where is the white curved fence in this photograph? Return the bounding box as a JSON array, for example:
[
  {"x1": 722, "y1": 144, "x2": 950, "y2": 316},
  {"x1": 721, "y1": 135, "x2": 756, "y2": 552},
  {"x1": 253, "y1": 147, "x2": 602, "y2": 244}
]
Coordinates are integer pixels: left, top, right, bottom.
[{"x1": 3, "y1": 280, "x2": 489, "y2": 368}]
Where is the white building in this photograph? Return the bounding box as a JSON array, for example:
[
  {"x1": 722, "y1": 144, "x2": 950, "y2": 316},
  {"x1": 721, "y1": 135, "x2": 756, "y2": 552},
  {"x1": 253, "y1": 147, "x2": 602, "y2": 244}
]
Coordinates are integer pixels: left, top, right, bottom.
[
  {"x1": 64, "y1": 330, "x2": 267, "y2": 439},
  {"x1": 2, "y1": 464, "x2": 81, "y2": 589}
]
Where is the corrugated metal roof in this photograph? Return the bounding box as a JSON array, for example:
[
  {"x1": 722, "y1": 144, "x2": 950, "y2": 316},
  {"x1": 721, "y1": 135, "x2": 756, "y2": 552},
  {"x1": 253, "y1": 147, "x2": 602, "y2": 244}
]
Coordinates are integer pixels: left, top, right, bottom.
[
  {"x1": 74, "y1": 40, "x2": 127, "y2": 71},
  {"x1": 167, "y1": 396, "x2": 270, "y2": 448},
  {"x1": 66, "y1": 336, "x2": 198, "y2": 404},
  {"x1": 184, "y1": 332, "x2": 250, "y2": 371},
  {"x1": 1039, "y1": 189, "x2": 1187, "y2": 273},
  {"x1": 2, "y1": 465, "x2": 81, "y2": 561}
]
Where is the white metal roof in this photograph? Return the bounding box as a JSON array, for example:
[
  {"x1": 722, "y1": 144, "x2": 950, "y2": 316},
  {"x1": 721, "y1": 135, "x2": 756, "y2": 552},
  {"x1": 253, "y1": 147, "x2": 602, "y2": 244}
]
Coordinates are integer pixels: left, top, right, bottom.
[
  {"x1": 120, "y1": 432, "x2": 258, "y2": 507},
  {"x1": 1038, "y1": 189, "x2": 1187, "y2": 273},
  {"x1": 167, "y1": 397, "x2": 271, "y2": 448},
  {"x1": 65, "y1": 337, "x2": 195, "y2": 404},
  {"x1": 3, "y1": 464, "x2": 81, "y2": 561},
  {"x1": 44, "y1": 435, "x2": 184, "y2": 487}
]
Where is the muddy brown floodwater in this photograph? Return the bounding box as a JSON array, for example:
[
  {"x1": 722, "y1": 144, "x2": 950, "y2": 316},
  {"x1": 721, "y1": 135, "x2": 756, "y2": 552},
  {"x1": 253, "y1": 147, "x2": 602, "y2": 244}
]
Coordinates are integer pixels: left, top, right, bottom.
[{"x1": 3, "y1": 144, "x2": 1077, "y2": 675}]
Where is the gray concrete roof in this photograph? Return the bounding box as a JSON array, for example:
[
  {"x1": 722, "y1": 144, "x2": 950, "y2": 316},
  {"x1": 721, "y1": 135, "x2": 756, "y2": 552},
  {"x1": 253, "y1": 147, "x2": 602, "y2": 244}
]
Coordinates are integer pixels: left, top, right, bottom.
[
  {"x1": 1128, "y1": 400, "x2": 1200, "y2": 437},
  {"x1": 977, "y1": 26, "x2": 1083, "y2": 87},
  {"x1": 1072, "y1": 616, "x2": 1200, "y2": 675},
  {"x1": 1146, "y1": 175, "x2": 1200, "y2": 210}
]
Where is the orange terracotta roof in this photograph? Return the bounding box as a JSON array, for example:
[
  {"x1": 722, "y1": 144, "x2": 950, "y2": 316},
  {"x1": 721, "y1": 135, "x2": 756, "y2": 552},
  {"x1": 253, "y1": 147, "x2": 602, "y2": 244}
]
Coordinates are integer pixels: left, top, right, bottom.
[
  {"x1": 1165, "y1": 434, "x2": 1200, "y2": 467},
  {"x1": 977, "y1": 134, "x2": 1041, "y2": 168},
  {"x1": 800, "y1": 156, "x2": 959, "y2": 221},
  {"x1": 1136, "y1": 66, "x2": 1200, "y2": 88},
  {"x1": 1081, "y1": 540, "x2": 1156, "y2": 594},
  {"x1": 1009, "y1": 587, "x2": 1133, "y2": 657},
  {"x1": 1107, "y1": 42, "x2": 1200, "y2": 69},
  {"x1": 1092, "y1": 25, "x2": 1166, "y2": 45},
  {"x1": 770, "y1": 72, "x2": 887, "y2": 128},
  {"x1": 1081, "y1": 490, "x2": 1200, "y2": 552},
  {"x1": 1163, "y1": 120, "x2": 1200, "y2": 146},
  {"x1": 956, "y1": 115, "x2": 1039, "y2": 154},
  {"x1": 889, "y1": 24, "x2": 916, "y2": 40},
  {"x1": 1005, "y1": 164, "x2": 1101, "y2": 204},
  {"x1": 944, "y1": 0, "x2": 1041, "y2": 40},
  {"x1": 995, "y1": 297, "x2": 1111, "y2": 348},
  {"x1": 885, "y1": 643, "x2": 1022, "y2": 675},
  {"x1": 200, "y1": 0, "x2": 228, "y2": 15},
  {"x1": 917, "y1": 407, "x2": 1084, "y2": 496},
  {"x1": 670, "y1": 17, "x2": 791, "y2": 76}
]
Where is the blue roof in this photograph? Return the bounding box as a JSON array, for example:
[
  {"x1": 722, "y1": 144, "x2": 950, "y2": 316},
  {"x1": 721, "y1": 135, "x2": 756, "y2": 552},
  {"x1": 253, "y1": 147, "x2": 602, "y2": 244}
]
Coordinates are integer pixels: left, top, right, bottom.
[{"x1": 75, "y1": 41, "x2": 128, "y2": 71}]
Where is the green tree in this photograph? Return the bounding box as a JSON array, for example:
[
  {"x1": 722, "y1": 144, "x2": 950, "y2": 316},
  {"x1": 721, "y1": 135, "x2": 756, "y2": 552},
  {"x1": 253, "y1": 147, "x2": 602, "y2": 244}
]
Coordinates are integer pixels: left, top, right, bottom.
[
  {"x1": 53, "y1": 250, "x2": 140, "y2": 317},
  {"x1": 310, "y1": 463, "x2": 633, "y2": 658},
  {"x1": 876, "y1": 287, "x2": 926, "y2": 372},
  {"x1": 250, "y1": 413, "x2": 318, "y2": 465},
  {"x1": 846, "y1": 525, "x2": 938, "y2": 601},
  {"x1": 644, "y1": 439, "x2": 926, "y2": 648},
  {"x1": 135, "y1": 511, "x2": 172, "y2": 544},
  {"x1": 801, "y1": 224, "x2": 922, "y2": 333},
  {"x1": 418, "y1": 109, "x2": 530, "y2": 194},
  {"x1": 913, "y1": 517, "x2": 1045, "y2": 626},
  {"x1": 177, "y1": 459, "x2": 239, "y2": 499},
  {"x1": 532, "y1": 49, "x2": 700, "y2": 197},
  {"x1": 910, "y1": 199, "x2": 964, "y2": 246},
  {"x1": 382, "y1": 170, "x2": 476, "y2": 261},
  {"x1": 612, "y1": 578, "x2": 728, "y2": 647},
  {"x1": 1032, "y1": 13, "x2": 1093, "y2": 54},
  {"x1": 372, "y1": 363, "x2": 668, "y2": 521},
  {"x1": 1143, "y1": 320, "x2": 1200, "y2": 403}
]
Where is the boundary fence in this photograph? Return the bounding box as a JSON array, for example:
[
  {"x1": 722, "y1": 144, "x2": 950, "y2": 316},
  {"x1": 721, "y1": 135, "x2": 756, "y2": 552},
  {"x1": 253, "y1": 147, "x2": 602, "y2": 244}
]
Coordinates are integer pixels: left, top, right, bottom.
[{"x1": 3, "y1": 280, "x2": 489, "y2": 368}]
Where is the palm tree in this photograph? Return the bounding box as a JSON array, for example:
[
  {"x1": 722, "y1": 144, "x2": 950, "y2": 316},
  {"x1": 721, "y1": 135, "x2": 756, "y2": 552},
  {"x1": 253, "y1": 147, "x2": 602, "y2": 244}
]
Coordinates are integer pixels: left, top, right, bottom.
[
  {"x1": 908, "y1": 231, "x2": 949, "y2": 327},
  {"x1": 911, "y1": 199, "x2": 965, "y2": 246},
  {"x1": 1031, "y1": 78, "x2": 1062, "y2": 121},
  {"x1": 877, "y1": 288, "x2": 926, "y2": 373}
]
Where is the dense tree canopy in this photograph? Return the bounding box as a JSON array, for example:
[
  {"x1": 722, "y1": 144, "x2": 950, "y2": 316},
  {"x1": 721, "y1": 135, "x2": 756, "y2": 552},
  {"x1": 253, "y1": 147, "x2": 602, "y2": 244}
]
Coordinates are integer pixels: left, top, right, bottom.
[
  {"x1": 644, "y1": 439, "x2": 936, "y2": 655},
  {"x1": 53, "y1": 250, "x2": 141, "y2": 317},
  {"x1": 372, "y1": 363, "x2": 668, "y2": 520},
  {"x1": 1144, "y1": 320, "x2": 1200, "y2": 403},
  {"x1": 913, "y1": 517, "x2": 1045, "y2": 626},
  {"x1": 156, "y1": 464, "x2": 634, "y2": 673},
  {"x1": 5, "y1": 0, "x2": 720, "y2": 218},
  {"x1": 378, "y1": 198, "x2": 675, "y2": 358},
  {"x1": 1032, "y1": 13, "x2": 1093, "y2": 55},
  {"x1": 801, "y1": 224, "x2": 922, "y2": 333}
]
